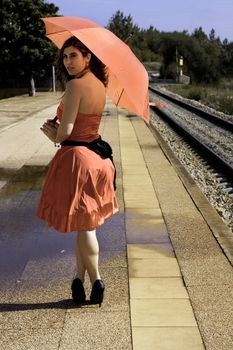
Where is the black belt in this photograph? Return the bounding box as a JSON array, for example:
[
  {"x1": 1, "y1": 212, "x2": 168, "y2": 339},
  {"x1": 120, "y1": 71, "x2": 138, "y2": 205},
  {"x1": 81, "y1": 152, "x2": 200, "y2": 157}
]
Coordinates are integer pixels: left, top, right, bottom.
[
  {"x1": 61, "y1": 137, "x2": 116, "y2": 190},
  {"x1": 61, "y1": 140, "x2": 90, "y2": 147}
]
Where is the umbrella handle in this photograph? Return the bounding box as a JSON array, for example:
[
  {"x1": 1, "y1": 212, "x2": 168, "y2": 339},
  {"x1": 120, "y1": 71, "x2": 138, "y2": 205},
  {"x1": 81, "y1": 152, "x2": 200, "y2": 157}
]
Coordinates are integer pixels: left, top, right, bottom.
[{"x1": 149, "y1": 102, "x2": 167, "y2": 108}]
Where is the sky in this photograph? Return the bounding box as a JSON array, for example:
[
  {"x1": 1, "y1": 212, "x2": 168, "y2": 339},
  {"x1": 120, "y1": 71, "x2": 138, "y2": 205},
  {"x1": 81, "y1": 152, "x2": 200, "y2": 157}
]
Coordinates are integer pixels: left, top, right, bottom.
[{"x1": 51, "y1": 0, "x2": 233, "y2": 42}]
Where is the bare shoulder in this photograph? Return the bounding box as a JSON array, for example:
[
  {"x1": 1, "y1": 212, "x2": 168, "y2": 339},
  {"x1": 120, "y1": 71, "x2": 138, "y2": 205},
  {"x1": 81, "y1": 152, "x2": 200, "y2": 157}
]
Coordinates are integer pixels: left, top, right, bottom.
[
  {"x1": 66, "y1": 78, "x2": 83, "y2": 92},
  {"x1": 65, "y1": 74, "x2": 105, "y2": 105},
  {"x1": 67, "y1": 72, "x2": 105, "y2": 87},
  {"x1": 64, "y1": 79, "x2": 85, "y2": 103}
]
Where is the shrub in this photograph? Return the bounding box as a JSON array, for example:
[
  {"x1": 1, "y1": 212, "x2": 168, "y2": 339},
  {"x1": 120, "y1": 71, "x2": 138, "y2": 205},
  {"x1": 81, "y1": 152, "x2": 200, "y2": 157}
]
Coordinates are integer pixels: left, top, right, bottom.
[{"x1": 187, "y1": 87, "x2": 203, "y2": 101}]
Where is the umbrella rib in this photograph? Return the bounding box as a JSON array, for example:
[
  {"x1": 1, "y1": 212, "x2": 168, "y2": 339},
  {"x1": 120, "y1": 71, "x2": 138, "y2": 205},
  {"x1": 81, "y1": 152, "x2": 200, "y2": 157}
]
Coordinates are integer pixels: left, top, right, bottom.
[
  {"x1": 116, "y1": 88, "x2": 124, "y2": 106},
  {"x1": 47, "y1": 30, "x2": 67, "y2": 35}
]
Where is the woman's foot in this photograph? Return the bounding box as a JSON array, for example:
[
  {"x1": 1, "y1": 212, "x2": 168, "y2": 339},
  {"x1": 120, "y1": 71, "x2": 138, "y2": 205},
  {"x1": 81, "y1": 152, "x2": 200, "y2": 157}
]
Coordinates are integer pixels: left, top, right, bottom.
[
  {"x1": 90, "y1": 279, "x2": 105, "y2": 307},
  {"x1": 71, "y1": 278, "x2": 86, "y2": 305}
]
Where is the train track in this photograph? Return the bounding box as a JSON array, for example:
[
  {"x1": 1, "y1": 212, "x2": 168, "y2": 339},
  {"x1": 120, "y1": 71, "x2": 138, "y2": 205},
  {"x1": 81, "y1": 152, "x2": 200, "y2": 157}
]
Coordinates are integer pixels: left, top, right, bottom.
[
  {"x1": 149, "y1": 86, "x2": 233, "y2": 185},
  {"x1": 149, "y1": 86, "x2": 233, "y2": 132}
]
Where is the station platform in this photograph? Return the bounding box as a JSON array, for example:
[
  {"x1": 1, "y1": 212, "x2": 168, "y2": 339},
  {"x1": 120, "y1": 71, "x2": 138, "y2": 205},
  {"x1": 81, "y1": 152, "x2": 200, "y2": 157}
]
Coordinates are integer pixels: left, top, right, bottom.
[{"x1": 0, "y1": 93, "x2": 232, "y2": 350}]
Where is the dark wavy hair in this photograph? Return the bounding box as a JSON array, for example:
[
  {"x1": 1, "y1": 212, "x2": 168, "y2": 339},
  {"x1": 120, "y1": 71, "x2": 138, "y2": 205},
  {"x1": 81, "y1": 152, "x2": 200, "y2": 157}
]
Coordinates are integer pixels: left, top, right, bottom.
[{"x1": 56, "y1": 36, "x2": 108, "y2": 87}]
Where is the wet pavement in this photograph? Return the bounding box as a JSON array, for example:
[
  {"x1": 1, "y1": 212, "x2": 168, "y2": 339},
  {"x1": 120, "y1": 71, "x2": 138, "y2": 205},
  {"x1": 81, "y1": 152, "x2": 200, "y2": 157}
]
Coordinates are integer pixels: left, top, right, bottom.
[{"x1": 0, "y1": 93, "x2": 232, "y2": 349}]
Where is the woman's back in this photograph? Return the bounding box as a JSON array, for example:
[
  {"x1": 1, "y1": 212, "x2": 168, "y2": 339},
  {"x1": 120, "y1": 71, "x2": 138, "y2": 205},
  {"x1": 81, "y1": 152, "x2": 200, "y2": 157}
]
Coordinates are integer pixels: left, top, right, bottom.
[{"x1": 63, "y1": 72, "x2": 106, "y2": 116}]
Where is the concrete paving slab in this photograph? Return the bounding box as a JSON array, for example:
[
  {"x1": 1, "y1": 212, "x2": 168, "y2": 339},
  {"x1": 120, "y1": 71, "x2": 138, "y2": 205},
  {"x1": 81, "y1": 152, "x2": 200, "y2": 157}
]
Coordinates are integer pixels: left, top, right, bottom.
[
  {"x1": 124, "y1": 198, "x2": 159, "y2": 209},
  {"x1": 119, "y1": 111, "x2": 204, "y2": 348},
  {"x1": 121, "y1": 158, "x2": 145, "y2": 166},
  {"x1": 126, "y1": 217, "x2": 169, "y2": 244},
  {"x1": 129, "y1": 258, "x2": 182, "y2": 277},
  {"x1": 122, "y1": 165, "x2": 149, "y2": 175},
  {"x1": 123, "y1": 185, "x2": 156, "y2": 196},
  {"x1": 125, "y1": 208, "x2": 163, "y2": 220},
  {"x1": 127, "y1": 243, "x2": 174, "y2": 259},
  {"x1": 122, "y1": 175, "x2": 154, "y2": 185},
  {"x1": 123, "y1": 186, "x2": 158, "y2": 196},
  {"x1": 129, "y1": 277, "x2": 189, "y2": 298},
  {"x1": 132, "y1": 327, "x2": 205, "y2": 350},
  {"x1": 131, "y1": 299, "x2": 197, "y2": 327}
]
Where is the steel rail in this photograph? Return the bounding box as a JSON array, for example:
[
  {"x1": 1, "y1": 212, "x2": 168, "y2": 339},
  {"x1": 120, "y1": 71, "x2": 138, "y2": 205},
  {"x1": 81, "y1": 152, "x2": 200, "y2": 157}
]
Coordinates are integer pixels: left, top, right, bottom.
[
  {"x1": 149, "y1": 86, "x2": 233, "y2": 132},
  {"x1": 150, "y1": 104, "x2": 233, "y2": 182}
]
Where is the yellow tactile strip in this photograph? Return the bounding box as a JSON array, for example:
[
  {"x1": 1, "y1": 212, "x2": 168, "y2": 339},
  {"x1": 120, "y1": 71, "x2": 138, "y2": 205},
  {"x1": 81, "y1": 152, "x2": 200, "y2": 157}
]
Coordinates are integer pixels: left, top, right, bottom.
[{"x1": 118, "y1": 112, "x2": 205, "y2": 350}]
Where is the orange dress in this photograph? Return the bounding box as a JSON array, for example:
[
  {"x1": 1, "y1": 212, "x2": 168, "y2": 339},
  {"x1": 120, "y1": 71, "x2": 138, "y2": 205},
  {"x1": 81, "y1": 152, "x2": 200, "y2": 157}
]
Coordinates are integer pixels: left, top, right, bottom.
[{"x1": 37, "y1": 102, "x2": 119, "y2": 233}]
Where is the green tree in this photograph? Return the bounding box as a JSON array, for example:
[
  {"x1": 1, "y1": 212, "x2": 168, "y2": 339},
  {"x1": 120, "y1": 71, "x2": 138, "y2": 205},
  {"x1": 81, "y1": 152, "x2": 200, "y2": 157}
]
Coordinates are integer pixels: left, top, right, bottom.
[
  {"x1": 131, "y1": 26, "x2": 160, "y2": 61},
  {"x1": 106, "y1": 10, "x2": 134, "y2": 41},
  {"x1": 107, "y1": 11, "x2": 160, "y2": 62},
  {"x1": 0, "y1": 0, "x2": 59, "y2": 93},
  {"x1": 220, "y1": 39, "x2": 233, "y2": 77},
  {"x1": 157, "y1": 28, "x2": 222, "y2": 83},
  {"x1": 192, "y1": 27, "x2": 209, "y2": 43},
  {"x1": 191, "y1": 28, "x2": 221, "y2": 83},
  {"x1": 144, "y1": 25, "x2": 160, "y2": 56}
]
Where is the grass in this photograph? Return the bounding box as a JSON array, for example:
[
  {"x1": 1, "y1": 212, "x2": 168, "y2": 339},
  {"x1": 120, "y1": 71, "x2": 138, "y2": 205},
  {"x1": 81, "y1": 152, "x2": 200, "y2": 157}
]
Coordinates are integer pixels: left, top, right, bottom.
[{"x1": 165, "y1": 80, "x2": 233, "y2": 116}]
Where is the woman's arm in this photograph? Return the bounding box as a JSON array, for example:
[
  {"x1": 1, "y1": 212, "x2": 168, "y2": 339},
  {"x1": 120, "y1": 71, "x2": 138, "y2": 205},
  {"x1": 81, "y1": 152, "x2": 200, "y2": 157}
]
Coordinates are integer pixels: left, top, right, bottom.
[
  {"x1": 55, "y1": 79, "x2": 82, "y2": 143},
  {"x1": 40, "y1": 79, "x2": 82, "y2": 144}
]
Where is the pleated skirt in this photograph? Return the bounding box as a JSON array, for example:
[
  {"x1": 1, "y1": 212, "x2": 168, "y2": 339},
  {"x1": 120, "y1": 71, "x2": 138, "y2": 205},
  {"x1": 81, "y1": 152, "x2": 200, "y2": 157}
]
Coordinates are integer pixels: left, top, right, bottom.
[{"x1": 37, "y1": 146, "x2": 118, "y2": 233}]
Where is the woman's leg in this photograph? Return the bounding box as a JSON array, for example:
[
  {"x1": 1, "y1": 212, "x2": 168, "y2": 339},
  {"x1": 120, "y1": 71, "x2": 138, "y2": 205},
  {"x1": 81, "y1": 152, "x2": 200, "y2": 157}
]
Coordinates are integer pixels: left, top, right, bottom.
[
  {"x1": 77, "y1": 229, "x2": 101, "y2": 285},
  {"x1": 75, "y1": 233, "x2": 86, "y2": 282}
]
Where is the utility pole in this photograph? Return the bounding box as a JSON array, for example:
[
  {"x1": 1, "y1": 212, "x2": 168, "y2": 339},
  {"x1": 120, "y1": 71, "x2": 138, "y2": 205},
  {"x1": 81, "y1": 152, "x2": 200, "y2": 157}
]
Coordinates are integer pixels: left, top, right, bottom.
[
  {"x1": 176, "y1": 47, "x2": 179, "y2": 83},
  {"x1": 52, "y1": 65, "x2": 56, "y2": 92}
]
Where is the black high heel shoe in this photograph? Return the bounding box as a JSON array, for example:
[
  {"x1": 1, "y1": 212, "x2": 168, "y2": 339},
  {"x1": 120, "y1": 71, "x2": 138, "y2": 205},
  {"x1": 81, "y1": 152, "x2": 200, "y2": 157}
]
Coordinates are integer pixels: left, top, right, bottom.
[
  {"x1": 90, "y1": 279, "x2": 105, "y2": 307},
  {"x1": 71, "y1": 278, "x2": 86, "y2": 305}
]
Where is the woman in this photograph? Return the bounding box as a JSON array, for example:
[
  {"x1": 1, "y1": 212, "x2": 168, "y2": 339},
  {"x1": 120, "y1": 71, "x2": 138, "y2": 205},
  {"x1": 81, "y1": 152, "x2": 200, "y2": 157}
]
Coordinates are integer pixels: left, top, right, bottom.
[{"x1": 37, "y1": 36, "x2": 118, "y2": 307}]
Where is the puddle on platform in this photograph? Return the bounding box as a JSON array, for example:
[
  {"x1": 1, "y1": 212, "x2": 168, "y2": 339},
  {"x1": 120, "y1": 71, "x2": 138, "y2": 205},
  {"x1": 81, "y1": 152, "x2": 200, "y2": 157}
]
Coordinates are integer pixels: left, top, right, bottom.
[
  {"x1": 0, "y1": 165, "x2": 48, "y2": 199},
  {"x1": 0, "y1": 164, "x2": 48, "y2": 245}
]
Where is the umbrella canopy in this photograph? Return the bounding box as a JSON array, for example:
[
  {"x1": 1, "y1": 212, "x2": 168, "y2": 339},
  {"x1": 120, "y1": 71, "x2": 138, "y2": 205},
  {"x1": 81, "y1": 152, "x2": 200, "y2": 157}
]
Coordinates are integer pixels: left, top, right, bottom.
[{"x1": 42, "y1": 16, "x2": 150, "y2": 123}]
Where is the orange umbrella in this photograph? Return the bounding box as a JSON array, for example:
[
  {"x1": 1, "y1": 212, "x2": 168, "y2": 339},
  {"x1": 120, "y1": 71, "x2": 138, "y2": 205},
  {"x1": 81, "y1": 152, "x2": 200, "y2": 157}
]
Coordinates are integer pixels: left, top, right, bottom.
[{"x1": 42, "y1": 16, "x2": 150, "y2": 123}]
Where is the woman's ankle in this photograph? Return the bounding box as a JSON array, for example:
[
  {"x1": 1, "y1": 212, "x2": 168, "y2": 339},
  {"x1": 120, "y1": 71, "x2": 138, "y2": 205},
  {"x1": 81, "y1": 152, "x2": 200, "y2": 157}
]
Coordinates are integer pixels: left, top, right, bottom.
[
  {"x1": 74, "y1": 273, "x2": 85, "y2": 283},
  {"x1": 90, "y1": 274, "x2": 101, "y2": 285}
]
